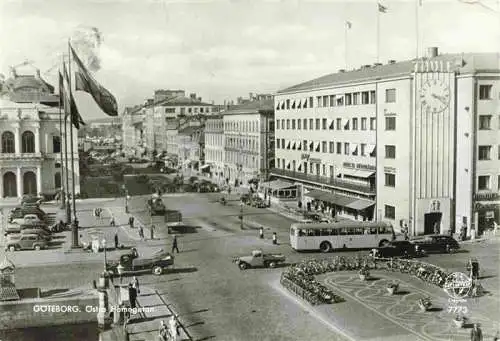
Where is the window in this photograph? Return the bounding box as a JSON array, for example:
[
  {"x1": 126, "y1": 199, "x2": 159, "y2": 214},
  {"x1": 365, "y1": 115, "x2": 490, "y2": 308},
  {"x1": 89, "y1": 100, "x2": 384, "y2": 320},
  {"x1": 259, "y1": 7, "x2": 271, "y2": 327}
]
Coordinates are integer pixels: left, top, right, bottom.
[
  {"x1": 309, "y1": 119, "x2": 313, "y2": 130},
  {"x1": 303, "y1": 119, "x2": 307, "y2": 129},
  {"x1": 362, "y1": 91, "x2": 369, "y2": 104},
  {"x1": 329, "y1": 141, "x2": 334, "y2": 153},
  {"x1": 385, "y1": 173, "x2": 396, "y2": 187},
  {"x1": 180, "y1": 107, "x2": 185, "y2": 115},
  {"x1": 292, "y1": 119, "x2": 296, "y2": 129},
  {"x1": 384, "y1": 205, "x2": 396, "y2": 219},
  {"x1": 281, "y1": 138, "x2": 285, "y2": 148},
  {"x1": 361, "y1": 117, "x2": 367, "y2": 130},
  {"x1": 345, "y1": 93, "x2": 352, "y2": 105},
  {"x1": 317, "y1": 96, "x2": 322, "y2": 108},
  {"x1": 337, "y1": 96, "x2": 344, "y2": 106},
  {"x1": 281, "y1": 119, "x2": 285, "y2": 129},
  {"x1": 478, "y1": 175, "x2": 490, "y2": 190},
  {"x1": 322, "y1": 164, "x2": 326, "y2": 175},
  {"x1": 188, "y1": 108, "x2": 192, "y2": 113},
  {"x1": 479, "y1": 85, "x2": 492, "y2": 100},
  {"x1": 360, "y1": 143, "x2": 366, "y2": 156},
  {"x1": 54, "y1": 172, "x2": 61, "y2": 189},
  {"x1": 344, "y1": 142, "x2": 350, "y2": 155},
  {"x1": 303, "y1": 140, "x2": 307, "y2": 151},
  {"x1": 286, "y1": 119, "x2": 290, "y2": 129},
  {"x1": 276, "y1": 139, "x2": 280, "y2": 149},
  {"x1": 21, "y1": 131, "x2": 35, "y2": 153},
  {"x1": 498, "y1": 175, "x2": 500, "y2": 190},
  {"x1": 336, "y1": 142, "x2": 342, "y2": 154},
  {"x1": 52, "y1": 136, "x2": 61, "y2": 153},
  {"x1": 479, "y1": 115, "x2": 492, "y2": 130},
  {"x1": 277, "y1": 159, "x2": 281, "y2": 168},
  {"x1": 385, "y1": 145, "x2": 396, "y2": 159},
  {"x1": 329, "y1": 95, "x2": 336, "y2": 107},
  {"x1": 322, "y1": 118, "x2": 327, "y2": 130},
  {"x1": 385, "y1": 88, "x2": 396, "y2": 103},
  {"x1": 297, "y1": 119, "x2": 301, "y2": 130},
  {"x1": 353, "y1": 92, "x2": 359, "y2": 105},
  {"x1": 315, "y1": 119, "x2": 320, "y2": 130},
  {"x1": 370, "y1": 90, "x2": 376, "y2": 104},
  {"x1": 323, "y1": 95, "x2": 328, "y2": 107},
  {"x1": 309, "y1": 97, "x2": 314, "y2": 108},
  {"x1": 336, "y1": 118, "x2": 341, "y2": 130},
  {"x1": 385, "y1": 117, "x2": 396, "y2": 130},
  {"x1": 370, "y1": 117, "x2": 377, "y2": 130},
  {"x1": 286, "y1": 99, "x2": 290, "y2": 109},
  {"x1": 322, "y1": 141, "x2": 327, "y2": 153},
  {"x1": 478, "y1": 146, "x2": 491, "y2": 160},
  {"x1": 352, "y1": 118, "x2": 358, "y2": 130}
]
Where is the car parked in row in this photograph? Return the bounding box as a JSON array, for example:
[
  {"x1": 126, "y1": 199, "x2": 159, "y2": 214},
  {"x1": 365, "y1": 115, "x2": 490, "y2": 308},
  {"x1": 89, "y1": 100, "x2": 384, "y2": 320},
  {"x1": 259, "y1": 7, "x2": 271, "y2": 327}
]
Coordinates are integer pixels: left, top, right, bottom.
[
  {"x1": 5, "y1": 234, "x2": 49, "y2": 251},
  {"x1": 410, "y1": 235, "x2": 460, "y2": 254},
  {"x1": 370, "y1": 240, "x2": 422, "y2": 258}
]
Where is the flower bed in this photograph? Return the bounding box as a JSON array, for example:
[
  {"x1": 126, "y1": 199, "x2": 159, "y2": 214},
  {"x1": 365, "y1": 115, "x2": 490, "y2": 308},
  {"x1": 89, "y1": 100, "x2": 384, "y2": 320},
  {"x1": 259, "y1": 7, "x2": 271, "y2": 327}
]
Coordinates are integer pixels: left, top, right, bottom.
[{"x1": 280, "y1": 255, "x2": 452, "y2": 305}]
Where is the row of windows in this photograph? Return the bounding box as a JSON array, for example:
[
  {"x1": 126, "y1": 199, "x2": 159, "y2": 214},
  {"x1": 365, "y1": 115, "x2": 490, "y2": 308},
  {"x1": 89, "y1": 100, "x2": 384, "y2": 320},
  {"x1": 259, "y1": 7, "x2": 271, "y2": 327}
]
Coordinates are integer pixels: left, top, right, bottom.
[
  {"x1": 178, "y1": 106, "x2": 213, "y2": 115},
  {"x1": 225, "y1": 151, "x2": 259, "y2": 168},
  {"x1": 478, "y1": 175, "x2": 500, "y2": 191},
  {"x1": 478, "y1": 115, "x2": 500, "y2": 130},
  {"x1": 225, "y1": 137, "x2": 260, "y2": 151},
  {"x1": 296, "y1": 226, "x2": 392, "y2": 237},
  {"x1": 1, "y1": 131, "x2": 38, "y2": 154},
  {"x1": 276, "y1": 89, "x2": 398, "y2": 111},
  {"x1": 224, "y1": 120, "x2": 260, "y2": 132},
  {"x1": 477, "y1": 145, "x2": 500, "y2": 161},
  {"x1": 275, "y1": 117, "x2": 396, "y2": 131},
  {"x1": 276, "y1": 139, "x2": 377, "y2": 157}
]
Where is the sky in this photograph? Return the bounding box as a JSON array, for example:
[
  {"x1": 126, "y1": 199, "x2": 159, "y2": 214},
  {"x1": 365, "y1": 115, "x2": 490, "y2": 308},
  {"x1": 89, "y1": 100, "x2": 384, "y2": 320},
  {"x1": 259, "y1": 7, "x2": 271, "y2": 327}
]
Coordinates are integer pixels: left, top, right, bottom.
[{"x1": 0, "y1": 0, "x2": 499, "y2": 120}]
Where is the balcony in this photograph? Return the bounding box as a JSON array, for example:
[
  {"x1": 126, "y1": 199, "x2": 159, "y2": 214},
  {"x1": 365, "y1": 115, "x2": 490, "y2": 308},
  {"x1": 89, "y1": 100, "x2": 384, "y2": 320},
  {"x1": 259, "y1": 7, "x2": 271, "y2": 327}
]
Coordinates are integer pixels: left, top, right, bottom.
[
  {"x1": 270, "y1": 168, "x2": 376, "y2": 195},
  {"x1": 474, "y1": 191, "x2": 500, "y2": 202},
  {"x1": 0, "y1": 153, "x2": 44, "y2": 161}
]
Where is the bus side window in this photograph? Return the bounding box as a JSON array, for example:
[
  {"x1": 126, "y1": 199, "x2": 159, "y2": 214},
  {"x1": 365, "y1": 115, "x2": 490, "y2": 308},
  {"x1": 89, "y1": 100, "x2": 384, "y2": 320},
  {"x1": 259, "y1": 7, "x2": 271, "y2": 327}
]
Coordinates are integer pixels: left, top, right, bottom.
[
  {"x1": 298, "y1": 229, "x2": 305, "y2": 236},
  {"x1": 331, "y1": 229, "x2": 339, "y2": 236},
  {"x1": 307, "y1": 229, "x2": 315, "y2": 236},
  {"x1": 369, "y1": 227, "x2": 377, "y2": 234},
  {"x1": 340, "y1": 228, "x2": 348, "y2": 235},
  {"x1": 315, "y1": 229, "x2": 321, "y2": 236},
  {"x1": 355, "y1": 228, "x2": 364, "y2": 235},
  {"x1": 378, "y1": 226, "x2": 387, "y2": 234}
]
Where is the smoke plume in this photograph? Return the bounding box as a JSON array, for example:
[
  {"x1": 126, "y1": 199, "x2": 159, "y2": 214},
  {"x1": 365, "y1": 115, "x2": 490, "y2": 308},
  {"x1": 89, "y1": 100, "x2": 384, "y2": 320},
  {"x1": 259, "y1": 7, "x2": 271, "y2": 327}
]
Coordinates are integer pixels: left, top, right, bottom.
[{"x1": 70, "y1": 25, "x2": 103, "y2": 72}]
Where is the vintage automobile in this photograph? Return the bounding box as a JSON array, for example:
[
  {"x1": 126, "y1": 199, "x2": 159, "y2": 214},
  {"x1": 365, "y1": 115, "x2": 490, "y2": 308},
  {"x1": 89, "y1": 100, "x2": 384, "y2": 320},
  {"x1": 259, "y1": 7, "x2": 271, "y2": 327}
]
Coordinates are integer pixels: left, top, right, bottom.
[
  {"x1": 250, "y1": 197, "x2": 268, "y2": 208},
  {"x1": 240, "y1": 193, "x2": 252, "y2": 205},
  {"x1": 410, "y1": 235, "x2": 460, "y2": 254},
  {"x1": 10, "y1": 214, "x2": 44, "y2": 226},
  {"x1": 4, "y1": 222, "x2": 50, "y2": 235},
  {"x1": 107, "y1": 248, "x2": 175, "y2": 275},
  {"x1": 370, "y1": 240, "x2": 421, "y2": 258},
  {"x1": 233, "y1": 250, "x2": 286, "y2": 270},
  {"x1": 9, "y1": 207, "x2": 46, "y2": 221},
  {"x1": 5, "y1": 234, "x2": 49, "y2": 251},
  {"x1": 147, "y1": 197, "x2": 166, "y2": 216},
  {"x1": 21, "y1": 195, "x2": 44, "y2": 207},
  {"x1": 15, "y1": 228, "x2": 52, "y2": 241},
  {"x1": 303, "y1": 212, "x2": 330, "y2": 223}
]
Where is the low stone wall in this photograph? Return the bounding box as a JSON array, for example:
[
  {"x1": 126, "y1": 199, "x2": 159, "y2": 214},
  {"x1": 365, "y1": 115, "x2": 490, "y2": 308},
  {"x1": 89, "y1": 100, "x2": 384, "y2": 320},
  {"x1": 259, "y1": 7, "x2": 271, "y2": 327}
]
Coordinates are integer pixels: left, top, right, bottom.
[{"x1": 0, "y1": 294, "x2": 98, "y2": 330}]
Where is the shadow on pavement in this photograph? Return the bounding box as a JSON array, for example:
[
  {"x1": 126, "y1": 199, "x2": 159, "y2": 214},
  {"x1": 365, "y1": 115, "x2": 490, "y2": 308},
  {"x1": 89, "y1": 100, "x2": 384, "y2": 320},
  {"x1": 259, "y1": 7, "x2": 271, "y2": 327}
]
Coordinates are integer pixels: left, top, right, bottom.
[
  {"x1": 197, "y1": 336, "x2": 216, "y2": 341},
  {"x1": 42, "y1": 289, "x2": 69, "y2": 297},
  {"x1": 167, "y1": 225, "x2": 201, "y2": 234},
  {"x1": 427, "y1": 307, "x2": 443, "y2": 312},
  {"x1": 168, "y1": 267, "x2": 198, "y2": 274},
  {"x1": 394, "y1": 290, "x2": 411, "y2": 295}
]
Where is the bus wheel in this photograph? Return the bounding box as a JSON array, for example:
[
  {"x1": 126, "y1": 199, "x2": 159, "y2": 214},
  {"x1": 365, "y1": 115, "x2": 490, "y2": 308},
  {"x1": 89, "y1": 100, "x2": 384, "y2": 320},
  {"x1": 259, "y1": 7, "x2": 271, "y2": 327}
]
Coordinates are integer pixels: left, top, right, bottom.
[
  {"x1": 320, "y1": 241, "x2": 332, "y2": 253},
  {"x1": 379, "y1": 240, "x2": 390, "y2": 247}
]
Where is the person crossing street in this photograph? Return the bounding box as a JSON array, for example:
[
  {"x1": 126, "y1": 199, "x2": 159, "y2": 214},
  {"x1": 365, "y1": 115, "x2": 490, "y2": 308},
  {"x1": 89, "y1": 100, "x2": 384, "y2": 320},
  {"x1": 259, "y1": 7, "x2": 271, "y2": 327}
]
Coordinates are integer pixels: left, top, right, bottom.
[
  {"x1": 171, "y1": 235, "x2": 179, "y2": 253},
  {"x1": 272, "y1": 232, "x2": 278, "y2": 245},
  {"x1": 150, "y1": 225, "x2": 155, "y2": 240},
  {"x1": 259, "y1": 226, "x2": 264, "y2": 239}
]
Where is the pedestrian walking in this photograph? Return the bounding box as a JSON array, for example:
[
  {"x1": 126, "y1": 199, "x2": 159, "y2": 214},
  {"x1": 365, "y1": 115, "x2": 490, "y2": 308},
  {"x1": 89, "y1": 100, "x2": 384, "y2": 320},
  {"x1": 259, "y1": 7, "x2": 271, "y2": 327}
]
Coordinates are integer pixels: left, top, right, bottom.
[
  {"x1": 128, "y1": 283, "x2": 137, "y2": 309},
  {"x1": 159, "y1": 320, "x2": 168, "y2": 341},
  {"x1": 272, "y1": 232, "x2": 278, "y2": 245},
  {"x1": 259, "y1": 226, "x2": 264, "y2": 239},
  {"x1": 109, "y1": 216, "x2": 115, "y2": 227},
  {"x1": 129, "y1": 216, "x2": 135, "y2": 228},
  {"x1": 150, "y1": 224, "x2": 155, "y2": 240},
  {"x1": 131, "y1": 276, "x2": 140, "y2": 294},
  {"x1": 114, "y1": 231, "x2": 119, "y2": 249},
  {"x1": 433, "y1": 222, "x2": 439, "y2": 235},
  {"x1": 139, "y1": 226, "x2": 144, "y2": 240},
  {"x1": 470, "y1": 323, "x2": 483, "y2": 341},
  {"x1": 169, "y1": 316, "x2": 180, "y2": 341},
  {"x1": 171, "y1": 235, "x2": 179, "y2": 253}
]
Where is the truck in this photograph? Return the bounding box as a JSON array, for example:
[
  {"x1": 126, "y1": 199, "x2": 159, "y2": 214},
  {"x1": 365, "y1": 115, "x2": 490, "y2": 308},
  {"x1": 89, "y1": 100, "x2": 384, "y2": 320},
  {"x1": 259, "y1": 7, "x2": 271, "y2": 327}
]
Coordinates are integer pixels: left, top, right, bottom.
[
  {"x1": 165, "y1": 209, "x2": 183, "y2": 233},
  {"x1": 107, "y1": 248, "x2": 174, "y2": 275},
  {"x1": 233, "y1": 250, "x2": 286, "y2": 270}
]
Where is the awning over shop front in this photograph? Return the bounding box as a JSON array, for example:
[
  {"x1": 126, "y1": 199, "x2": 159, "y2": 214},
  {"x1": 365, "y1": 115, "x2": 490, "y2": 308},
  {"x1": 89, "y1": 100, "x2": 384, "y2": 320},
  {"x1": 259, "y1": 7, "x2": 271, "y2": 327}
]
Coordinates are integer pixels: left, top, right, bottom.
[
  {"x1": 345, "y1": 199, "x2": 375, "y2": 210},
  {"x1": 368, "y1": 144, "x2": 377, "y2": 154},
  {"x1": 321, "y1": 192, "x2": 357, "y2": 206},
  {"x1": 341, "y1": 168, "x2": 375, "y2": 178},
  {"x1": 305, "y1": 189, "x2": 329, "y2": 200},
  {"x1": 261, "y1": 180, "x2": 296, "y2": 191}
]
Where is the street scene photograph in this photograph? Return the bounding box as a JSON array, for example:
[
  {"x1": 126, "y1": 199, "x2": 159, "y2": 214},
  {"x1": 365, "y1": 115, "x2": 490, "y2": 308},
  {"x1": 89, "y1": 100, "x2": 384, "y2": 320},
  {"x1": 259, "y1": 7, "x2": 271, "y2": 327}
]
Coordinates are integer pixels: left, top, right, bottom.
[{"x1": 0, "y1": 0, "x2": 499, "y2": 340}]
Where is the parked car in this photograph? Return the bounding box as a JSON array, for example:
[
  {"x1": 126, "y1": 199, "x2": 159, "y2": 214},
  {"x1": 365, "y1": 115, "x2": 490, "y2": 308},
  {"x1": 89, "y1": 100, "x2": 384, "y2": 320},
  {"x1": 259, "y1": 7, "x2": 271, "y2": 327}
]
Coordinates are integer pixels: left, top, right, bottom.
[
  {"x1": 21, "y1": 195, "x2": 44, "y2": 207},
  {"x1": 370, "y1": 240, "x2": 421, "y2": 258},
  {"x1": 107, "y1": 248, "x2": 174, "y2": 275},
  {"x1": 10, "y1": 214, "x2": 44, "y2": 225},
  {"x1": 5, "y1": 234, "x2": 49, "y2": 251},
  {"x1": 233, "y1": 250, "x2": 286, "y2": 270},
  {"x1": 251, "y1": 197, "x2": 268, "y2": 208},
  {"x1": 410, "y1": 235, "x2": 460, "y2": 254},
  {"x1": 9, "y1": 207, "x2": 46, "y2": 222},
  {"x1": 303, "y1": 212, "x2": 330, "y2": 223}
]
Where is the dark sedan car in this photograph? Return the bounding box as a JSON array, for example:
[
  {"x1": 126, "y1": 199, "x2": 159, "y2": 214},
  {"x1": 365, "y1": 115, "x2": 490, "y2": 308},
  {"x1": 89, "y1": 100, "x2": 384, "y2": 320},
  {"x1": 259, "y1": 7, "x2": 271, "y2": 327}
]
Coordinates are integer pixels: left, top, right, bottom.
[
  {"x1": 370, "y1": 240, "x2": 421, "y2": 258},
  {"x1": 410, "y1": 234, "x2": 460, "y2": 254}
]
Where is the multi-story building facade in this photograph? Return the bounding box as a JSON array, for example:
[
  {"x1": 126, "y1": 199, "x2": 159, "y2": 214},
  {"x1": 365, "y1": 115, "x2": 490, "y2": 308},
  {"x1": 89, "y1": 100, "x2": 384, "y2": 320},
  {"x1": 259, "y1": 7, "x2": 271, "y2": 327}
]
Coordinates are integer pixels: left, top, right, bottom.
[
  {"x1": 273, "y1": 48, "x2": 500, "y2": 236},
  {"x1": 0, "y1": 68, "x2": 80, "y2": 199},
  {"x1": 177, "y1": 116, "x2": 205, "y2": 172},
  {"x1": 204, "y1": 114, "x2": 225, "y2": 180},
  {"x1": 121, "y1": 105, "x2": 145, "y2": 156},
  {"x1": 223, "y1": 99, "x2": 275, "y2": 187}
]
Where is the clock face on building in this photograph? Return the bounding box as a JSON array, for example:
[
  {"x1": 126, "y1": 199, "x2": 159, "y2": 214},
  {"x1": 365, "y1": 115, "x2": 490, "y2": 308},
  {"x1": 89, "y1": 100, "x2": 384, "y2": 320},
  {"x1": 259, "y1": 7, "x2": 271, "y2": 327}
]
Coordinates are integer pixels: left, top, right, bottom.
[{"x1": 419, "y1": 79, "x2": 451, "y2": 113}]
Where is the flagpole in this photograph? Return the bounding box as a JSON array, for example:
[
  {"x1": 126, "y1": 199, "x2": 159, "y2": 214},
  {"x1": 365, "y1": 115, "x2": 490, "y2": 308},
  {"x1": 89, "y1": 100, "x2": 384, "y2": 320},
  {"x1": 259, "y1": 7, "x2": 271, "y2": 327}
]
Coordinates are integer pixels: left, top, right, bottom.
[
  {"x1": 416, "y1": 0, "x2": 420, "y2": 59},
  {"x1": 68, "y1": 40, "x2": 79, "y2": 248},
  {"x1": 63, "y1": 57, "x2": 71, "y2": 225},
  {"x1": 58, "y1": 65, "x2": 66, "y2": 211},
  {"x1": 377, "y1": 3, "x2": 380, "y2": 63},
  {"x1": 345, "y1": 22, "x2": 348, "y2": 70}
]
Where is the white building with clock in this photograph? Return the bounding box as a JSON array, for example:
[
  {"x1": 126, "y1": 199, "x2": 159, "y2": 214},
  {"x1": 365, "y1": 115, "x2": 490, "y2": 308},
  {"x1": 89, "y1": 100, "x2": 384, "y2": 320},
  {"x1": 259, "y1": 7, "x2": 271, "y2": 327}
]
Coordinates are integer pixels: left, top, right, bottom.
[
  {"x1": 272, "y1": 47, "x2": 500, "y2": 237},
  {"x1": 0, "y1": 67, "x2": 80, "y2": 201}
]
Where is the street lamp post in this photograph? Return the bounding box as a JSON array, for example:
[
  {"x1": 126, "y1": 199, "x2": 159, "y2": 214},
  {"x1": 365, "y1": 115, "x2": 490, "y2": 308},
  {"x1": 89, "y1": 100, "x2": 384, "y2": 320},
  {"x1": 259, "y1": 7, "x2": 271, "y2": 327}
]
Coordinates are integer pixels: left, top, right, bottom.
[
  {"x1": 102, "y1": 238, "x2": 107, "y2": 272},
  {"x1": 239, "y1": 202, "x2": 244, "y2": 230}
]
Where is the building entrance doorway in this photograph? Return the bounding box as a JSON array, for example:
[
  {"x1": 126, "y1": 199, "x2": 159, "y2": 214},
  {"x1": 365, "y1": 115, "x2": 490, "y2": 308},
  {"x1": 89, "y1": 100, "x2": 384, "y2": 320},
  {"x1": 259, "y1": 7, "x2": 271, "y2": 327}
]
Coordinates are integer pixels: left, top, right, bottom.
[{"x1": 424, "y1": 212, "x2": 442, "y2": 234}]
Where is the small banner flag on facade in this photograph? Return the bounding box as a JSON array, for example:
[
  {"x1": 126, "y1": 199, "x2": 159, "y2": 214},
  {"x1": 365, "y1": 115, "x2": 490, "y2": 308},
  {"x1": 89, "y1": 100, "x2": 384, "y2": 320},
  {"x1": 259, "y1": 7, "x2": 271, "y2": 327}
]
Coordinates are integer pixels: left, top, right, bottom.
[
  {"x1": 378, "y1": 2, "x2": 388, "y2": 12},
  {"x1": 70, "y1": 44, "x2": 118, "y2": 117}
]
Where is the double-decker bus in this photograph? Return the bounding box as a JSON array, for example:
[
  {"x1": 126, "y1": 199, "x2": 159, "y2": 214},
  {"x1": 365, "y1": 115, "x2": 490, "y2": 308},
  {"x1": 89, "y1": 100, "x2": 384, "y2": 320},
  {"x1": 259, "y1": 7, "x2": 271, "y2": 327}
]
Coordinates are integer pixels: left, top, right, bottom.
[{"x1": 290, "y1": 221, "x2": 395, "y2": 252}]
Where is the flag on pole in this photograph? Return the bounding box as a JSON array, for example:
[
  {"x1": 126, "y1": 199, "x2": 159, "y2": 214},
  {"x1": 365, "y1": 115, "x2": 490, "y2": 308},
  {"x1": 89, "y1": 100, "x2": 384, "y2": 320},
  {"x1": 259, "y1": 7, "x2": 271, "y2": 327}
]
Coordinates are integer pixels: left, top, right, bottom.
[
  {"x1": 70, "y1": 44, "x2": 118, "y2": 117},
  {"x1": 378, "y1": 2, "x2": 388, "y2": 12},
  {"x1": 345, "y1": 21, "x2": 352, "y2": 29},
  {"x1": 61, "y1": 64, "x2": 85, "y2": 129}
]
